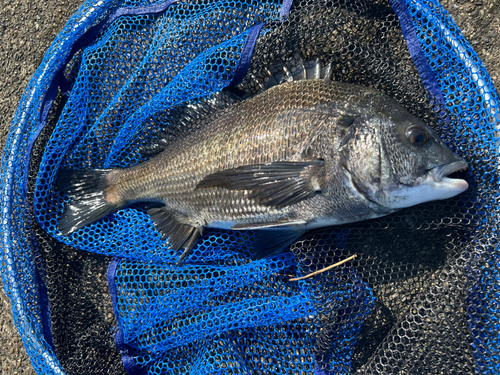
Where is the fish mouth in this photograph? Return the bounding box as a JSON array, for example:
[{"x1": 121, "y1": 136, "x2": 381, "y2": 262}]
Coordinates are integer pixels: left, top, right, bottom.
[{"x1": 428, "y1": 160, "x2": 469, "y2": 191}]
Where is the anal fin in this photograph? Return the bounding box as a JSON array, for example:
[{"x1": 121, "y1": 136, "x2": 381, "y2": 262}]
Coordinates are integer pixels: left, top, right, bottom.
[
  {"x1": 147, "y1": 207, "x2": 202, "y2": 263},
  {"x1": 177, "y1": 228, "x2": 203, "y2": 265}
]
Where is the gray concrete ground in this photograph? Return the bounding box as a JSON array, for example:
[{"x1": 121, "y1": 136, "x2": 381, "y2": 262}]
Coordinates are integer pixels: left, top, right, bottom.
[{"x1": 0, "y1": 0, "x2": 498, "y2": 374}]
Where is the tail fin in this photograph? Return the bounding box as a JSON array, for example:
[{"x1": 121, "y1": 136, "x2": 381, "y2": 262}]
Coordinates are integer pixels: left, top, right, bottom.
[{"x1": 56, "y1": 169, "x2": 119, "y2": 236}]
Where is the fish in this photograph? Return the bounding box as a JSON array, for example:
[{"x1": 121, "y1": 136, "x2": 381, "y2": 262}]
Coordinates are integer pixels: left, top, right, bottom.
[{"x1": 56, "y1": 79, "x2": 468, "y2": 263}]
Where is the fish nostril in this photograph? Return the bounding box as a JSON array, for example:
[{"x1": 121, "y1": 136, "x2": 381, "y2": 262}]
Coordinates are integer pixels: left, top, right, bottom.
[
  {"x1": 337, "y1": 116, "x2": 357, "y2": 128},
  {"x1": 339, "y1": 125, "x2": 355, "y2": 148}
]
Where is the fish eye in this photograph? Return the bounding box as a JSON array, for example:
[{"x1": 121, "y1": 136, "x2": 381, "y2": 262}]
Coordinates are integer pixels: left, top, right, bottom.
[{"x1": 406, "y1": 126, "x2": 428, "y2": 146}]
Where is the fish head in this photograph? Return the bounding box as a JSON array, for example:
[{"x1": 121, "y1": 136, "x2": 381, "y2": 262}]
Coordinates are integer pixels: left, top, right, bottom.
[{"x1": 339, "y1": 107, "x2": 468, "y2": 210}]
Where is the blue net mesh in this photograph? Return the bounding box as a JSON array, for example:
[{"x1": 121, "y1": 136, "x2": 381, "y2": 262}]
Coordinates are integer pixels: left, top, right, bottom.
[{"x1": 1, "y1": 0, "x2": 499, "y2": 374}]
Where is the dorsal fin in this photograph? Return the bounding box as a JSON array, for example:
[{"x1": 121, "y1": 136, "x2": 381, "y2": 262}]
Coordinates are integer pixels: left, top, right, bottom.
[
  {"x1": 139, "y1": 89, "x2": 242, "y2": 158},
  {"x1": 239, "y1": 53, "x2": 334, "y2": 96},
  {"x1": 139, "y1": 54, "x2": 333, "y2": 159}
]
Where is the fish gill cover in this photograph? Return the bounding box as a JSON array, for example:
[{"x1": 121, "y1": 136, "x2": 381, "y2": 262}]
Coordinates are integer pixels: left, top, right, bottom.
[{"x1": 0, "y1": 0, "x2": 499, "y2": 374}]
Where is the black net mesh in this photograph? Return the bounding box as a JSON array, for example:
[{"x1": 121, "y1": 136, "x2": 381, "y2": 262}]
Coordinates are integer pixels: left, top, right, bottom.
[
  {"x1": 27, "y1": 92, "x2": 125, "y2": 374},
  {"x1": 2, "y1": 0, "x2": 498, "y2": 374}
]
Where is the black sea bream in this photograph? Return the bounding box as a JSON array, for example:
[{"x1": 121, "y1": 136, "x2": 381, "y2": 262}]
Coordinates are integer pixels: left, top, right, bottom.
[{"x1": 57, "y1": 80, "x2": 468, "y2": 262}]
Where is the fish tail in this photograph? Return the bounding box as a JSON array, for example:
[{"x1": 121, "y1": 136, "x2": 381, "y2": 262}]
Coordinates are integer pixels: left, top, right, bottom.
[{"x1": 56, "y1": 168, "x2": 121, "y2": 236}]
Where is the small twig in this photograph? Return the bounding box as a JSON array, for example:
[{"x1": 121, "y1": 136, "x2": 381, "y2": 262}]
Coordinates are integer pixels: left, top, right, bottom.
[{"x1": 289, "y1": 254, "x2": 357, "y2": 281}]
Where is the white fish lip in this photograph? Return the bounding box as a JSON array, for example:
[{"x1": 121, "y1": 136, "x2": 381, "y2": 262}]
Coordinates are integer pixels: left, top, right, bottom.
[
  {"x1": 428, "y1": 160, "x2": 469, "y2": 191},
  {"x1": 386, "y1": 160, "x2": 468, "y2": 209}
]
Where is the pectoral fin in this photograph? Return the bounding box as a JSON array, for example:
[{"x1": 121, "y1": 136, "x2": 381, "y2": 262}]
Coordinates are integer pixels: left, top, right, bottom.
[
  {"x1": 147, "y1": 207, "x2": 202, "y2": 264},
  {"x1": 195, "y1": 160, "x2": 324, "y2": 208}
]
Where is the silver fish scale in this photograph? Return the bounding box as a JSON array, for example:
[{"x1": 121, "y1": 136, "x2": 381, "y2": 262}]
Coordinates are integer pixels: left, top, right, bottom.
[{"x1": 111, "y1": 80, "x2": 391, "y2": 228}]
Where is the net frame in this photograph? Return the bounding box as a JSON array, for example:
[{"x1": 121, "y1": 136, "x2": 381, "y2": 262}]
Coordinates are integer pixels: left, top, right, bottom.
[{"x1": 1, "y1": 0, "x2": 498, "y2": 374}]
